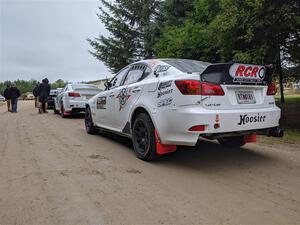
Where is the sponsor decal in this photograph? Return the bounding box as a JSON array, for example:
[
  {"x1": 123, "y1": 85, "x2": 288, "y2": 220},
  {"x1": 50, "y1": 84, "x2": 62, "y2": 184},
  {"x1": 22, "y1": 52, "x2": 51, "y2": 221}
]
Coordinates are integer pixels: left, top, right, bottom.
[
  {"x1": 229, "y1": 63, "x2": 266, "y2": 83},
  {"x1": 148, "y1": 59, "x2": 159, "y2": 69},
  {"x1": 158, "y1": 80, "x2": 172, "y2": 90},
  {"x1": 157, "y1": 80, "x2": 173, "y2": 98},
  {"x1": 157, "y1": 98, "x2": 173, "y2": 107},
  {"x1": 96, "y1": 96, "x2": 106, "y2": 109},
  {"x1": 238, "y1": 113, "x2": 266, "y2": 125},
  {"x1": 154, "y1": 65, "x2": 171, "y2": 74},
  {"x1": 157, "y1": 89, "x2": 173, "y2": 98},
  {"x1": 116, "y1": 88, "x2": 131, "y2": 111}
]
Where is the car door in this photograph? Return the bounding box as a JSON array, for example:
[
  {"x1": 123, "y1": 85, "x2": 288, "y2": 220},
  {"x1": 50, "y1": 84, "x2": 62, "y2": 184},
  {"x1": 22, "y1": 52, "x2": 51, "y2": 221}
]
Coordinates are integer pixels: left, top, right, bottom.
[
  {"x1": 94, "y1": 67, "x2": 129, "y2": 129},
  {"x1": 113, "y1": 64, "x2": 151, "y2": 132}
]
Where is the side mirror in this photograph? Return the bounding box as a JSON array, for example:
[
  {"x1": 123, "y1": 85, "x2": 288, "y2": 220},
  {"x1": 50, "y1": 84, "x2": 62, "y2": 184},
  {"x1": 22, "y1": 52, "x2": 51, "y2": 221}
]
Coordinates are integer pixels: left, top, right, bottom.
[{"x1": 104, "y1": 81, "x2": 112, "y2": 90}]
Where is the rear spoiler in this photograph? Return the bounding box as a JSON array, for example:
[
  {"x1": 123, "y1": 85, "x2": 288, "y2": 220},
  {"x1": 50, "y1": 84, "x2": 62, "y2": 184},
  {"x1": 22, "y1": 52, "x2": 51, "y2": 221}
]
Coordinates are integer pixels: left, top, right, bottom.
[{"x1": 200, "y1": 63, "x2": 272, "y2": 85}]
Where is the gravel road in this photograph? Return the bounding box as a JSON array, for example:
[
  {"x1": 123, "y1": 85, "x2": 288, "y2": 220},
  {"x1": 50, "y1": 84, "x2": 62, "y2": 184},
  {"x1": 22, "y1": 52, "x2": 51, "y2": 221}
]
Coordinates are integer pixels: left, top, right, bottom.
[{"x1": 0, "y1": 101, "x2": 299, "y2": 225}]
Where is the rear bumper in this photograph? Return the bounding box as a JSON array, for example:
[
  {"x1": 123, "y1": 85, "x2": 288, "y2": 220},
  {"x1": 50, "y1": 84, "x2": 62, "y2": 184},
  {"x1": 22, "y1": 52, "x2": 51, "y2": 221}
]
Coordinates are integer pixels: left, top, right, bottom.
[
  {"x1": 155, "y1": 106, "x2": 281, "y2": 146},
  {"x1": 64, "y1": 99, "x2": 87, "y2": 112}
]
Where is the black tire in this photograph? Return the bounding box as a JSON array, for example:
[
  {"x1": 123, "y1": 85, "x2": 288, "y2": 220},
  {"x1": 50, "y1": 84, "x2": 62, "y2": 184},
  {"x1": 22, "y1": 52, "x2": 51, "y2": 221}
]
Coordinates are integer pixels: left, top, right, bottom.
[
  {"x1": 61, "y1": 103, "x2": 67, "y2": 118},
  {"x1": 218, "y1": 136, "x2": 246, "y2": 148},
  {"x1": 132, "y1": 113, "x2": 157, "y2": 161},
  {"x1": 85, "y1": 107, "x2": 97, "y2": 134}
]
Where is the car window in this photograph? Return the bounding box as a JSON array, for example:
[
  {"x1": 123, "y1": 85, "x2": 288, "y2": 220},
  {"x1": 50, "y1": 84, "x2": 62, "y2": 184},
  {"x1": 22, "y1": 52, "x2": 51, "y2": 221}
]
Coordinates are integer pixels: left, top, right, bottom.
[
  {"x1": 123, "y1": 64, "x2": 150, "y2": 85},
  {"x1": 110, "y1": 67, "x2": 129, "y2": 89},
  {"x1": 71, "y1": 84, "x2": 99, "y2": 90},
  {"x1": 162, "y1": 59, "x2": 210, "y2": 73}
]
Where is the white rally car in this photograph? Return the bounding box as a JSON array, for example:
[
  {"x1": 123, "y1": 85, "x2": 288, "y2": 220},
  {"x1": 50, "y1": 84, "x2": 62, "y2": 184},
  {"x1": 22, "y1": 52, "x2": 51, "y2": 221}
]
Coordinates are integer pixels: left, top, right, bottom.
[
  {"x1": 85, "y1": 59, "x2": 283, "y2": 161},
  {"x1": 55, "y1": 83, "x2": 102, "y2": 117}
]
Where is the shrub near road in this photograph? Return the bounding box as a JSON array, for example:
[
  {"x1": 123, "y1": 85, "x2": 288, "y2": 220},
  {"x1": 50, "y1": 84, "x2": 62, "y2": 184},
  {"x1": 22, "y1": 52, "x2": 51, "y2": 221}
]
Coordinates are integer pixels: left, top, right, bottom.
[{"x1": 260, "y1": 94, "x2": 300, "y2": 144}]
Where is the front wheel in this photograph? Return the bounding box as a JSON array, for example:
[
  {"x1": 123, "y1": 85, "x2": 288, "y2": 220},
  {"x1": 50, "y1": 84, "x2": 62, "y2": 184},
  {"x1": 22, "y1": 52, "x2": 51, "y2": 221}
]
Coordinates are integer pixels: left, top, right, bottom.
[
  {"x1": 218, "y1": 136, "x2": 246, "y2": 148},
  {"x1": 85, "y1": 107, "x2": 97, "y2": 134},
  {"x1": 132, "y1": 113, "x2": 157, "y2": 161}
]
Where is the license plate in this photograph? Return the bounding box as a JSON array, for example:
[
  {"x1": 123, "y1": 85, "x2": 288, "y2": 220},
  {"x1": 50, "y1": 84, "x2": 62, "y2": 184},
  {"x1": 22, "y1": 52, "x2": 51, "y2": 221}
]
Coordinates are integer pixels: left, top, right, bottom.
[{"x1": 235, "y1": 91, "x2": 256, "y2": 104}]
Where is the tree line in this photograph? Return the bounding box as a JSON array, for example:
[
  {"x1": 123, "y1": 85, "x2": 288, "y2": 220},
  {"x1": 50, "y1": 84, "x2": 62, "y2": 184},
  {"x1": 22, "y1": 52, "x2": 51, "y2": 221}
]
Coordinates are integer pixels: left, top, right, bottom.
[
  {"x1": 0, "y1": 79, "x2": 67, "y2": 96},
  {"x1": 88, "y1": 0, "x2": 300, "y2": 103}
]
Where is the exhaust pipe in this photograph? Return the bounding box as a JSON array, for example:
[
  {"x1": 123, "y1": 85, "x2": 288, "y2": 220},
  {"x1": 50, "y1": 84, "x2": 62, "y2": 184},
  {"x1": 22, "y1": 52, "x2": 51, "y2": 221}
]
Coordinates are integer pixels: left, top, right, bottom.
[{"x1": 268, "y1": 127, "x2": 284, "y2": 137}]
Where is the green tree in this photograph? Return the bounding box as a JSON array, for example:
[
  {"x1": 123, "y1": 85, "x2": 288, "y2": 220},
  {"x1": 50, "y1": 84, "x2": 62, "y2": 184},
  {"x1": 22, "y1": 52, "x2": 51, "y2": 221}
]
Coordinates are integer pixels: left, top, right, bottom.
[
  {"x1": 212, "y1": 0, "x2": 300, "y2": 103},
  {"x1": 155, "y1": 0, "x2": 221, "y2": 62},
  {"x1": 156, "y1": 0, "x2": 300, "y2": 103},
  {"x1": 88, "y1": 0, "x2": 160, "y2": 73}
]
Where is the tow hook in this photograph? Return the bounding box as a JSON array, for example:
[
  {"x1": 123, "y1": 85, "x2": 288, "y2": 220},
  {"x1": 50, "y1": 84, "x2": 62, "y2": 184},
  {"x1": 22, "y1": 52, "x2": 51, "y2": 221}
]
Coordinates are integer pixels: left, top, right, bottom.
[{"x1": 268, "y1": 127, "x2": 284, "y2": 137}]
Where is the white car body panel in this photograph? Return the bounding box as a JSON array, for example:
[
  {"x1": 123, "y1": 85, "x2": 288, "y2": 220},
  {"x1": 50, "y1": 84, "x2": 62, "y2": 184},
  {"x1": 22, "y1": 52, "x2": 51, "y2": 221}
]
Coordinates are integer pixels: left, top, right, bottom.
[{"x1": 88, "y1": 59, "x2": 281, "y2": 146}]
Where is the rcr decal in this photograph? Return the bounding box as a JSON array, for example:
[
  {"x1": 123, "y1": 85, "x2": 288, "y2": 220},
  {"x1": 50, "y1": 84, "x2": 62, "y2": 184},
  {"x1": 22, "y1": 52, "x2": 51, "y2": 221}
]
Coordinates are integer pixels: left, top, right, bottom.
[
  {"x1": 157, "y1": 98, "x2": 173, "y2": 107},
  {"x1": 229, "y1": 63, "x2": 266, "y2": 83},
  {"x1": 96, "y1": 96, "x2": 106, "y2": 109},
  {"x1": 157, "y1": 80, "x2": 173, "y2": 98},
  {"x1": 116, "y1": 88, "x2": 131, "y2": 111},
  {"x1": 238, "y1": 113, "x2": 266, "y2": 125}
]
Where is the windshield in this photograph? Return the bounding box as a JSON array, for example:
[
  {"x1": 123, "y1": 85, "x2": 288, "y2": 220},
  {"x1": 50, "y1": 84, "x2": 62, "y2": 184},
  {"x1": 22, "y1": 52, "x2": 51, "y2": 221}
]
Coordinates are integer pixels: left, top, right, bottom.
[{"x1": 162, "y1": 59, "x2": 210, "y2": 73}]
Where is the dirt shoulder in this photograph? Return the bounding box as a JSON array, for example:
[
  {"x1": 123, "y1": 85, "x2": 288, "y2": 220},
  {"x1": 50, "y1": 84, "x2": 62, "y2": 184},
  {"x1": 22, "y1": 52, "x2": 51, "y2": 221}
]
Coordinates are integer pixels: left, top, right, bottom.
[{"x1": 0, "y1": 101, "x2": 299, "y2": 225}]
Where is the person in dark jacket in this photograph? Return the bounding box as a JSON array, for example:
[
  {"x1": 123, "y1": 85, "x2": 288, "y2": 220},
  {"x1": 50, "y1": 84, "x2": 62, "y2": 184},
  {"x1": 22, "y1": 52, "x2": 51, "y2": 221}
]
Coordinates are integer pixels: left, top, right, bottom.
[
  {"x1": 37, "y1": 78, "x2": 51, "y2": 113},
  {"x1": 9, "y1": 83, "x2": 21, "y2": 113},
  {"x1": 32, "y1": 83, "x2": 39, "y2": 108},
  {"x1": 3, "y1": 84, "x2": 11, "y2": 112}
]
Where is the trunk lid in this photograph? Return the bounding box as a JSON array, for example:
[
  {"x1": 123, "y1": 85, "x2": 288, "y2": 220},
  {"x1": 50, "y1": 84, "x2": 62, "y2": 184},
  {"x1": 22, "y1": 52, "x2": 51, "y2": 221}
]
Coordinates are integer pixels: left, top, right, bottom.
[
  {"x1": 200, "y1": 63, "x2": 274, "y2": 110},
  {"x1": 72, "y1": 88, "x2": 102, "y2": 101}
]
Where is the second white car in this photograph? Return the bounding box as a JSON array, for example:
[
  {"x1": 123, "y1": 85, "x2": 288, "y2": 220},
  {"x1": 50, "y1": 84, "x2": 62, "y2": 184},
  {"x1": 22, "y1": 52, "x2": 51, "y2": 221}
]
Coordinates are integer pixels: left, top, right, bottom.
[{"x1": 55, "y1": 84, "x2": 102, "y2": 117}]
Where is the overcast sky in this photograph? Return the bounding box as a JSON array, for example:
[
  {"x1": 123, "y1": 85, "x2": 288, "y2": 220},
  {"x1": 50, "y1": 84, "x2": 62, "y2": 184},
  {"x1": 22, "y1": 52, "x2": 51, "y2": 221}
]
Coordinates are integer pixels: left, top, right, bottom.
[{"x1": 0, "y1": 0, "x2": 110, "y2": 83}]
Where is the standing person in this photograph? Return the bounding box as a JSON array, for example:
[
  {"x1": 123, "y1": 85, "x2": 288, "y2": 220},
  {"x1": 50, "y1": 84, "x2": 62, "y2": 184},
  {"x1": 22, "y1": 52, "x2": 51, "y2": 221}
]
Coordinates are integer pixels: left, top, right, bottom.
[
  {"x1": 32, "y1": 83, "x2": 39, "y2": 108},
  {"x1": 37, "y1": 78, "x2": 50, "y2": 113},
  {"x1": 9, "y1": 83, "x2": 21, "y2": 113},
  {"x1": 3, "y1": 84, "x2": 11, "y2": 112}
]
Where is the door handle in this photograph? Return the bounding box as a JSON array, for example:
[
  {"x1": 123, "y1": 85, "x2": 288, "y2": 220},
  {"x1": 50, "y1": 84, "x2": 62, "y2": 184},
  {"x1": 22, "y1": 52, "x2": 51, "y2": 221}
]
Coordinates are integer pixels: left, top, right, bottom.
[
  {"x1": 109, "y1": 93, "x2": 115, "y2": 97},
  {"x1": 132, "y1": 87, "x2": 141, "y2": 93}
]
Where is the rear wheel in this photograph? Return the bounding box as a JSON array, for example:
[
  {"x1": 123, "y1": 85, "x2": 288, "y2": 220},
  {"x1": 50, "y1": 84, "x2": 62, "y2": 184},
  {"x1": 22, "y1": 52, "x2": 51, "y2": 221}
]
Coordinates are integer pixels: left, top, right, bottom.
[
  {"x1": 132, "y1": 113, "x2": 157, "y2": 161},
  {"x1": 61, "y1": 103, "x2": 67, "y2": 118},
  {"x1": 218, "y1": 136, "x2": 246, "y2": 148},
  {"x1": 85, "y1": 107, "x2": 97, "y2": 134}
]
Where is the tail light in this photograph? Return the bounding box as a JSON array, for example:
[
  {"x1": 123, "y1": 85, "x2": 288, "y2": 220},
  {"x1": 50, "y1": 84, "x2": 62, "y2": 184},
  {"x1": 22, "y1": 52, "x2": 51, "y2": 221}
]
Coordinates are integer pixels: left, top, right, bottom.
[
  {"x1": 267, "y1": 82, "x2": 276, "y2": 95},
  {"x1": 175, "y1": 80, "x2": 224, "y2": 96},
  {"x1": 68, "y1": 92, "x2": 81, "y2": 97},
  {"x1": 201, "y1": 82, "x2": 225, "y2": 95}
]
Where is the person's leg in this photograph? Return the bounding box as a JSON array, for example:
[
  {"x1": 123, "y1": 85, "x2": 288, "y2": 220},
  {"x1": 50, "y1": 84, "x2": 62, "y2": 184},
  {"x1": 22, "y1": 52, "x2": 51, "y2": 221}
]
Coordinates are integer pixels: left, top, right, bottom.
[
  {"x1": 11, "y1": 98, "x2": 16, "y2": 113},
  {"x1": 6, "y1": 100, "x2": 11, "y2": 111},
  {"x1": 15, "y1": 98, "x2": 18, "y2": 112},
  {"x1": 44, "y1": 102, "x2": 48, "y2": 113},
  {"x1": 38, "y1": 97, "x2": 43, "y2": 113}
]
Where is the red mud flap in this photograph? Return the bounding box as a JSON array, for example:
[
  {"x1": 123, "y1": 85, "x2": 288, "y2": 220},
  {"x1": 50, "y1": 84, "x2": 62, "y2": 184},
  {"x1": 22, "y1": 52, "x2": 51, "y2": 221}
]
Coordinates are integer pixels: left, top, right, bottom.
[
  {"x1": 155, "y1": 130, "x2": 177, "y2": 155},
  {"x1": 244, "y1": 134, "x2": 257, "y2": 143}
]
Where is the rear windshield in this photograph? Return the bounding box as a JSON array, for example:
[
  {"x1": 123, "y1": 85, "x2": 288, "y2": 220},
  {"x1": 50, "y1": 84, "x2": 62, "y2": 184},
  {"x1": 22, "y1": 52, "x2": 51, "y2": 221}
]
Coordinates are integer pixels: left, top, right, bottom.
[
  {"x1": 162, "y1": 59, "x2": 210, "y2": 73},
  {"x1": 72, "y1": 84, "x2": 99, "y2": 90}
]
